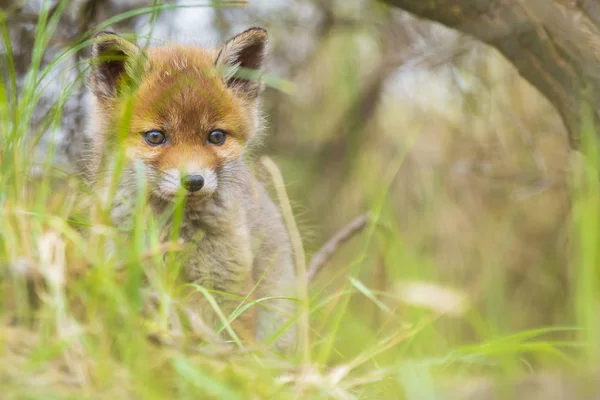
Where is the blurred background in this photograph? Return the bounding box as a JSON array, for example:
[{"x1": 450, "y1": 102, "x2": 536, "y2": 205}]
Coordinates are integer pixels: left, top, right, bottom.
[{"x1": 6, "y1": 0, "x2": 573, "y2": 352}]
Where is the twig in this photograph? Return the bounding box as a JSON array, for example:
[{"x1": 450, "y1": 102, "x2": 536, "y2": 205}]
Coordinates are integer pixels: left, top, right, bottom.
[
  {"x1": 307, "y1": 213, "x2": 370, "y2": 281},
  {"x1": 260, "y1": 156, "x2": 310, "y2": 364}
]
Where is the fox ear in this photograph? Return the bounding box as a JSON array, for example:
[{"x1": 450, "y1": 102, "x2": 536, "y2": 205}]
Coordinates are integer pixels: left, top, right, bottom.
[
  {"x1": 89, "y1": 31, "x2": 145, "y2": 99},
  {"x1": 215, "y1": 27, "x2": 268, "y2": 99}
]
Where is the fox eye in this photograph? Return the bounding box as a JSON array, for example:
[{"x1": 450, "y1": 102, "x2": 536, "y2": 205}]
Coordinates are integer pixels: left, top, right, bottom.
[
  {"x1": 144, "y1": 130, "x2": 166, "y2": 146},
  {"x1": 208, "y1": 129, "x2": 226, "y2": 145}
]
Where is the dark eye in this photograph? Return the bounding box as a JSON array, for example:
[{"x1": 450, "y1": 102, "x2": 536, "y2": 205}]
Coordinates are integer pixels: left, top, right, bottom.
[
  {"x1": 208, "y1": 129, "x2": 226, "y2": 145},
  {"x1": 144, "y1": 130, "x2": 166, "y2": 146}
]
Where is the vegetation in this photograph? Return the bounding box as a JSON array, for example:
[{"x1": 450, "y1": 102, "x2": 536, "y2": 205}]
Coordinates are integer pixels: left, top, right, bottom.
[{"x1": 1, "y1": 1, "x2": 598, "y2": 398}]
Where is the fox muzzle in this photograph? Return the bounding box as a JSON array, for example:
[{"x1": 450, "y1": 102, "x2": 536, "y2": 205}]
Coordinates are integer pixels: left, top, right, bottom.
[{"x1": 181, "y1": 174, "x2": 205, "y2": 192}]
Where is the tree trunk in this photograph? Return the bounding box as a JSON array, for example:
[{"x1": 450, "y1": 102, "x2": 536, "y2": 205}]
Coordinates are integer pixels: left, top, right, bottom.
[{"x1": 383, "y1": 0, "x2": 600, "y2": 149}]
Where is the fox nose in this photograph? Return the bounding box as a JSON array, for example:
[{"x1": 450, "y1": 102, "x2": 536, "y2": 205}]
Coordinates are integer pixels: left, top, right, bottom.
[{"x1": 181, "y1": 174, "x2": 204, "y2": 192}]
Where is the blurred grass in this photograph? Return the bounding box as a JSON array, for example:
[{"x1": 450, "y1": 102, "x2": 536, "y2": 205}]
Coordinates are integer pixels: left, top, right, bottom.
[{"x1": 1, "y1": 1, "x2": 599, "y2": 399}]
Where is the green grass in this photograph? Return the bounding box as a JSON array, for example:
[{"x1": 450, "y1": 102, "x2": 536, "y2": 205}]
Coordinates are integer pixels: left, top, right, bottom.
[{"x1": 1, "y1": 1, "x2": 598, "y2": 399}]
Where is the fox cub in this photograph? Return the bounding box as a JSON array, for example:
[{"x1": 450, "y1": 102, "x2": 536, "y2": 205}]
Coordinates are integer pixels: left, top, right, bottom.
[{"x1": 85, "y1": 28, "x2": 297, "y2": 350}]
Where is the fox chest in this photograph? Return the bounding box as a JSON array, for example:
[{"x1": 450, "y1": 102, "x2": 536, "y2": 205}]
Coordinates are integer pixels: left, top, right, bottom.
[{"x1": 178, "y1": 217, "x2": 254, "y2": 294}]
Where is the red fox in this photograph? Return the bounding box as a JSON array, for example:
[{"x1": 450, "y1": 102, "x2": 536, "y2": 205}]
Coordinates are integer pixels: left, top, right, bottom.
[{"x1": 85, "y1": 28, "x2": 297, "y2": 351}]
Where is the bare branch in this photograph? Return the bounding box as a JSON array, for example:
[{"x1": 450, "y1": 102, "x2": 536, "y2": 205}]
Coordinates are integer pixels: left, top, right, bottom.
[{"x1": 307, "y1": 213, "x2": 370, "y2": 281}]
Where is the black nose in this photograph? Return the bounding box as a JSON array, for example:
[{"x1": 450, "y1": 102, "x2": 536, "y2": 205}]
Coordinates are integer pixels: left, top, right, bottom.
[{"x1": 181, "y1": 174, "x2": 204, "y2": 192}]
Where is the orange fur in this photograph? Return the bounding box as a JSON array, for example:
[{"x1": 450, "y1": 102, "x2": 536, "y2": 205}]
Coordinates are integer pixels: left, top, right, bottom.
[{"x1": 114, "y1": 45, "x2": 250, "y2": 175}]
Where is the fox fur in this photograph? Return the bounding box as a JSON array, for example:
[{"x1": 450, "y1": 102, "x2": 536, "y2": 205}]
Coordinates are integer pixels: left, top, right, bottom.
[{"x1": 84, "y1": 28, "x2": 297, "y2": 351}]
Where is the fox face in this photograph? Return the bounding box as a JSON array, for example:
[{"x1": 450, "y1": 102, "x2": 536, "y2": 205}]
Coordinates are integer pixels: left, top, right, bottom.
[{"x1": 88, "y1": 28, "x2": 268, "y2": 201}]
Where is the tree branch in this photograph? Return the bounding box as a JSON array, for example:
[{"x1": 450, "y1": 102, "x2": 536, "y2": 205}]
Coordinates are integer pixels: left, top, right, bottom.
[
  {"x1": 307, "y1": 213, "x2": 370, "y2": 281},
  {"x1": 382, "y1": 0, "x2": 600, "y2": 149}
]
